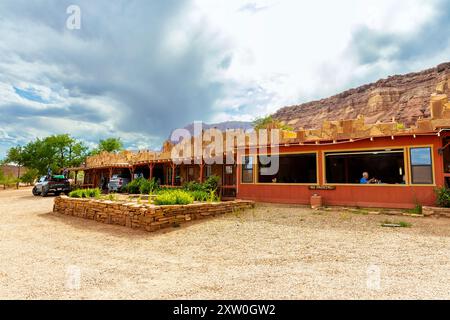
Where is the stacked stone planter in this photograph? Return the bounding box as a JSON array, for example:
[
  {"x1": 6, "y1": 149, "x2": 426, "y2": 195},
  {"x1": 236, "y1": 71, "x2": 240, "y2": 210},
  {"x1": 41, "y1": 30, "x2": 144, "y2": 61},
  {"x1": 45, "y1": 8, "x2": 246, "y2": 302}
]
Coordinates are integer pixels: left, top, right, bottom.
[
  {"x1": 53, "y1": 196, "x2": 255, "y2": 232},
  {"x1": 422, "y1": 206, "x2": 450, "y2": 218}
]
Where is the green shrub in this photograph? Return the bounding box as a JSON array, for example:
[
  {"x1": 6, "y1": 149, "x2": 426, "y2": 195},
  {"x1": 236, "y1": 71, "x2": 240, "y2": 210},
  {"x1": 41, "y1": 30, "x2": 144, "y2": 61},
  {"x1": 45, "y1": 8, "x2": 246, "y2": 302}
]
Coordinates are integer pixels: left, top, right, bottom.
[
  {"x1": 190, "y1": 190, "x2": 209, "y2": 201},
  {"x1": 0, "y1": 174, "x2": 19, "y2": 189},
  {"x1": 125, "y1": 177, "x2": 159, "y2": 194},
  {"x1": 154, "y1": 190, "x2": 194, "y2": 205},
  {"x1": 183, "y1": 175, "x2": 219, "y2": 193},
  {"x1": 125, "y1": 177, "x2": 144, "y2": 194},
  {"x1": 140, "y1": 178, "x2": 158, "y2": 194},
  {"x1": 69, "y1": 189, "x2": 83, "y2": 198},
  {"x1": 68, "y1": 188, "x2": 101, "y2": 199},
  {"x1": 435, "y1": 187, "x2": 450, "y2": 207},
  {"x1": 207, "y1": 189, "x2": 220, "y2": 202},
  {"x1": 183, "y1": 181, "x2": 204, "y2": 192},
  {"x1": 86, "y1": 188, "x2": 101, "y2": 198},
  {"x1": 203, "y1": 175, "x2": 220, "y2": 192}
]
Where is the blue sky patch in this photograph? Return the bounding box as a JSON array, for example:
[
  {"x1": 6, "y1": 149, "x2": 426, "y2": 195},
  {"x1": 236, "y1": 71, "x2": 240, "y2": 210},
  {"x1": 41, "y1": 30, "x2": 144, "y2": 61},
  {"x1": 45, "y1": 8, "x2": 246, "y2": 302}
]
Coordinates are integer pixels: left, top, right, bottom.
[{"x1": 14, "y1": 86, "x2": 48, "y2": 104}]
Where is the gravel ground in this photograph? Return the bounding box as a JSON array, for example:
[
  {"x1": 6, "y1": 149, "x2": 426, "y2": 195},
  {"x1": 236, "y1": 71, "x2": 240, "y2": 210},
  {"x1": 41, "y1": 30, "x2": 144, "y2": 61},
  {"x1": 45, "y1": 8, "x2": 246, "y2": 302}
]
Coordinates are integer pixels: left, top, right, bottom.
[{"x1": 1, "y1": 187, "x2": 450, "y2": 300}]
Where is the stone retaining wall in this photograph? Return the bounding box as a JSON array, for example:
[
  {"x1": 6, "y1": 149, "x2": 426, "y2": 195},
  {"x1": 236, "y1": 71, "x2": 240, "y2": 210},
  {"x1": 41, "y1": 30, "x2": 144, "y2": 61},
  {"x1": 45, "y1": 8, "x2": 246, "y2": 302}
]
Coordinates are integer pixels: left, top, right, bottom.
[
  {"x1": 53, "y1": 196, "x2": 255, "y2": 232},
  {"x1": 422, "y1": 206, "x2": 450, "y2": 218}
]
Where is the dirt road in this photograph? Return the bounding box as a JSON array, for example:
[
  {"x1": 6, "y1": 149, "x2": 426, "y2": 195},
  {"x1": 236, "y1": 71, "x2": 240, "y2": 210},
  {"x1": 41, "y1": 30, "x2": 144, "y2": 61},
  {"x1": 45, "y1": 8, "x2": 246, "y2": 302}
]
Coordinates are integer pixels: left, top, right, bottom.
[{"x1": 1, "y1": 188, "x2": 450, "y2": 299}]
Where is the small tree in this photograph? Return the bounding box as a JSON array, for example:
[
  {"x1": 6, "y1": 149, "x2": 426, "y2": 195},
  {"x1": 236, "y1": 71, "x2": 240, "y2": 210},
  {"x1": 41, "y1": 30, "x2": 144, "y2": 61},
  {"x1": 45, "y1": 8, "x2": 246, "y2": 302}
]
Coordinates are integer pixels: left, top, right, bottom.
[
  {"x1": 3, "y1": 146, "x2": 26, "y2": 188},
  {"x1": 20, "y1": 169, "x2": 40, "y2": 185},
  {"x1": 92, "y1": 138, "x2": 124, "y2": 155},
  {"x1": 252, "y1": 115, "x2": 293, "y2": 131}
]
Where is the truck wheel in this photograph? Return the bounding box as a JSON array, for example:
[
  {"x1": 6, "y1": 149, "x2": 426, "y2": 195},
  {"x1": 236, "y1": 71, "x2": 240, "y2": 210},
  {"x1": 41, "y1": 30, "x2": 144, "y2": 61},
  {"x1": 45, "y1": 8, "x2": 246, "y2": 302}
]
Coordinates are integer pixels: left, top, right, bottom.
[
  {"x1": 41, "y1": 187, "x2": 49, "y2": 197},
  {"x1": 32, "y1": 187, "x2": 40, "y2": 196}
]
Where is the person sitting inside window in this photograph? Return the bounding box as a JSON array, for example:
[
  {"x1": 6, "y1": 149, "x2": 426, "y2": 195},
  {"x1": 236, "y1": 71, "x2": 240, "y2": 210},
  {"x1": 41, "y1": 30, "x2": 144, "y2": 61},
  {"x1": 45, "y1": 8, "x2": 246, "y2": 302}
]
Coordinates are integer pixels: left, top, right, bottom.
[{"x1": 360, "y1": 172, "x2": 377, "y2": 184}]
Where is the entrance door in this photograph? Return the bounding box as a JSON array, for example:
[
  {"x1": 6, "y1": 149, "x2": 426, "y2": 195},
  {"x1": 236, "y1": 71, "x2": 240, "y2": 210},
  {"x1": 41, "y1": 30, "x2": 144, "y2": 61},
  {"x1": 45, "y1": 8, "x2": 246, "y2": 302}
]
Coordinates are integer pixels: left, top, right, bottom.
[
  {"x1": 442, "y1": 137, "x2": 450, "y2": 187},
  {"x1": 222, "y1": 165, "x2": 236, "y2": 198}
]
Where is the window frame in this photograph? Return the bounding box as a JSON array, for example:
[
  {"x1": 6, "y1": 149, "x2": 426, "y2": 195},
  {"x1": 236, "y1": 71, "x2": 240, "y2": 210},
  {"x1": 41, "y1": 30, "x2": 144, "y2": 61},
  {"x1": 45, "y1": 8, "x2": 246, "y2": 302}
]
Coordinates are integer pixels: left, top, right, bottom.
[
  {"x1": 409, "y1": 146, "x2": 434, "y2": 185},
  {"x1": 241, "y1": 155, "x2": 255, "y2": 184},
  {"x1": 255, "y1": 152, "x2": 319, "y2": 185},
  {"x1": 323, "y1": 146, "x2": 409, "y2": 186}
]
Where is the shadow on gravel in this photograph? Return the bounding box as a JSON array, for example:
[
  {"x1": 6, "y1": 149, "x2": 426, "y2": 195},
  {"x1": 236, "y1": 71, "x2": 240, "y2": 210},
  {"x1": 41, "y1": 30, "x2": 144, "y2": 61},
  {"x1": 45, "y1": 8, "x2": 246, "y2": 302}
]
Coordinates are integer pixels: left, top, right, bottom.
[{"x1": 37, "y1": 210, "x2": 213, "y2": 239}]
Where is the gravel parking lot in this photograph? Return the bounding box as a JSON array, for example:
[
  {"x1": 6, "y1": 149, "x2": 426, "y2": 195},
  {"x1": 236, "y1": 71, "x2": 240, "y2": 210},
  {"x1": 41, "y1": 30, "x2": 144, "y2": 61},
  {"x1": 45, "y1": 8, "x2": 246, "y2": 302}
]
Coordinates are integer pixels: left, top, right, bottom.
[{"x1": 1, "y1": 187, "x2": 450, "y2": 299}]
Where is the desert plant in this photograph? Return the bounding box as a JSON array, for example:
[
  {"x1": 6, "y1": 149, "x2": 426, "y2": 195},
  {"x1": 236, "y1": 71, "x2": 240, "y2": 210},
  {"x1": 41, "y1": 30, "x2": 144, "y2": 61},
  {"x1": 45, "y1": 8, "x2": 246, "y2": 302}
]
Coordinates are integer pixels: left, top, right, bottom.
[
  {"x1": 68, "y1": 188, "x2": 101, "y2": 199},
  {"x1": 203, "y1": 175, "x2": 220, "y2": 192},
  {"x1": 140, "y1": 178, "x2": 158, "y2": 194},
  {"x1": 435, "y1": 187, "x2": 450, "y2": 207},
  {"x1": 207, "y1": 189, "x2": 220, "y2": 202},
  {"x1": 190, "y1": 190, "x2": 209, "y2": 201},
  {"x1": 154, "y1": 190, "x2": 194, "y2": 205},
  {"x1": 183, "y1": 181, "x2": 204, "y2": 192},
  {"x1": 68, "y1": 189, "x2": 83, "y2": 198},
  {"x1": 125, "y1": 177, "x2": 144, "y2": 194}
]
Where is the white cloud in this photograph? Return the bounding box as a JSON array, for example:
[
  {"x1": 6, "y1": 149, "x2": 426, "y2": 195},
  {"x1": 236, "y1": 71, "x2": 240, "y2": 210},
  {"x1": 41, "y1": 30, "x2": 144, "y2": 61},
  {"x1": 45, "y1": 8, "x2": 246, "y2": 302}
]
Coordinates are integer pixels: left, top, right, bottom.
[{"x1": 0, "y1": 0, "x2": 448, "y2": 158}]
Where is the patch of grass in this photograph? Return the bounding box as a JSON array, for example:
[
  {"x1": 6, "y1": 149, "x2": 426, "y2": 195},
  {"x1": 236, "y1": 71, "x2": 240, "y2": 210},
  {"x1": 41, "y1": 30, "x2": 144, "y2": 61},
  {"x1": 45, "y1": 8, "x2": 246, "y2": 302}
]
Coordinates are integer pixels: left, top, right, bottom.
[
  {"x1": 381, "y1": 219, "x2": 412, "y2": 228},
  {"x1": 405, "y1": 203, "x2": 423, "y2": 215},
  {"x1": 349, "y1": 208, "x2": 370, "y2": 215}
]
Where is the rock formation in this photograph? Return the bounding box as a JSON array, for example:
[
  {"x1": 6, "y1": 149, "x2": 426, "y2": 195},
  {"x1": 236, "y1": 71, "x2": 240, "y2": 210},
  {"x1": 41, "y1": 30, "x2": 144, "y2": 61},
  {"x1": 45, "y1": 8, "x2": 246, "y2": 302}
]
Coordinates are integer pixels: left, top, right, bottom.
[{"x1": 273, "y1": 62, "x2": 450, "y2": 130}]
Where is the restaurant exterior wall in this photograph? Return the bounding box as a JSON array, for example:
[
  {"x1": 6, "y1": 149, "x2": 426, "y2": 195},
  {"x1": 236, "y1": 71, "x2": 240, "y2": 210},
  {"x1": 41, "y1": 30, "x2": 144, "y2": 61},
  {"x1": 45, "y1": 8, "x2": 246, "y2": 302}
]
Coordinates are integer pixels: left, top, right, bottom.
[{"x1": 237, "y1": 135, "x2": 444, "y2": 209}]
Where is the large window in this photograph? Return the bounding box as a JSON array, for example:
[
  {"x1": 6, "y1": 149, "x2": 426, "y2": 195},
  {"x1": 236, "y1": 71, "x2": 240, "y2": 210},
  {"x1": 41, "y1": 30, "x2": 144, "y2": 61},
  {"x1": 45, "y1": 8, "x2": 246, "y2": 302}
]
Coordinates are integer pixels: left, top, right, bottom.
[
  {"x1": 410, "y1": 147, "x2": 433, "y2": 184},
  {"x1": 258, "y1": 153, "x2": 317, "y2": 184},
  {"x1": 325, "y1": 149, "x2": 405, "y2": 184},
  {"x1": 241, "y1": 156, "x2": 254, "y2": 183}
]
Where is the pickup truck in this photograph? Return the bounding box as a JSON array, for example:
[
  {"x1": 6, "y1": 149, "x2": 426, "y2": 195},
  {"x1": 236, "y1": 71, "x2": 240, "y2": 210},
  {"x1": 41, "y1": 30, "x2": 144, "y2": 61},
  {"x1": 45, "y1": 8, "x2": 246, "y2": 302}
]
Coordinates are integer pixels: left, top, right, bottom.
[{"x1": 32, "y1": 175, "x2": 71, "y2": 197}]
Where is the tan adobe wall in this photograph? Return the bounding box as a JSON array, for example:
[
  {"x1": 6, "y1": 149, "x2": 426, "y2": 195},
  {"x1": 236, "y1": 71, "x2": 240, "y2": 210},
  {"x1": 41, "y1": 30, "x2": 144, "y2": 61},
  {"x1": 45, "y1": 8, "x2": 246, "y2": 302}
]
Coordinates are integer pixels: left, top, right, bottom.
[{"x1": 53, "y1": 196, "x2": 255, "y2": 232}]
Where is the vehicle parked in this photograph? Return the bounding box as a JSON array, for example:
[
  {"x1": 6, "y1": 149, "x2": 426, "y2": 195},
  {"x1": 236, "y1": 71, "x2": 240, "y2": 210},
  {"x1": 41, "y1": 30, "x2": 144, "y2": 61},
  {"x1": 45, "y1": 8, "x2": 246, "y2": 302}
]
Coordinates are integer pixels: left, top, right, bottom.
[
  {"x1": 107, "y1": 174, "x2": 131, "y2": 192},
  {"x1": 32, "y1": 175, "x2": 71, "y2": 197}
]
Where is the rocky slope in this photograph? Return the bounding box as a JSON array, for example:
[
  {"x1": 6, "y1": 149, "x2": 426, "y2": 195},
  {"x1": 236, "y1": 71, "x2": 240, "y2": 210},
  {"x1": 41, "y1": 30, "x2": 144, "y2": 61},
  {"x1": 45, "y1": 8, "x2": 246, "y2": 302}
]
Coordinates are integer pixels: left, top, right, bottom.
[{"x1": 273, "y1": 62, "x2": 450, "y2": 129}]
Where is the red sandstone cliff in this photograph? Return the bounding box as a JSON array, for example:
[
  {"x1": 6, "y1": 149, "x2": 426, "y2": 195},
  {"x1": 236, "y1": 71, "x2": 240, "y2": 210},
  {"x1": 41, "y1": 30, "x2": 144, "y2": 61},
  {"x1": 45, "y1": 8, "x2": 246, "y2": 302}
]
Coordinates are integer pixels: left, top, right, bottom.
[{"x1": 273, "y1": 62, "x2": 450, "y2": 129}]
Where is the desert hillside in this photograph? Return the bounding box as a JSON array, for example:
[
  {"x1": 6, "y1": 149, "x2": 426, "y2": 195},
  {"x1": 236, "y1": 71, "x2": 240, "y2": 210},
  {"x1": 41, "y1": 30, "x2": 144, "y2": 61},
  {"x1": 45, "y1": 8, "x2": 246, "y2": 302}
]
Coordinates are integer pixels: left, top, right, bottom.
[{"x1": 273, "y1": 62, "x2": 450, "y2": 130}]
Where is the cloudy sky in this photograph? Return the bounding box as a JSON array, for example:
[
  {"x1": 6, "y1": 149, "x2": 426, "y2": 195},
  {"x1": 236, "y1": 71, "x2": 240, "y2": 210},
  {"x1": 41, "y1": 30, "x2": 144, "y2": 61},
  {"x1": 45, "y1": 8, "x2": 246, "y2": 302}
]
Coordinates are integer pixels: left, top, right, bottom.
[{"x1": 0, "y1": 0, "x2": 449, "y2": 157}]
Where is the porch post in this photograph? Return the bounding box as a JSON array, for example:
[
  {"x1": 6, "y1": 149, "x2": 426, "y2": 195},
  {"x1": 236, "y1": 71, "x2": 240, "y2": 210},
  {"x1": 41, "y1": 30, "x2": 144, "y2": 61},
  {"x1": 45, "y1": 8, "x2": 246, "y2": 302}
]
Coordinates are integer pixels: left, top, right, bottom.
[
  {"x1": 148, "y1": 163, "x2": 154, "y2": 180},
  {"x1": 199, "y1": 161, "x2": 204, "y2": 183},
  {"x1": 74, "y1": 170, "x2": 78, "y2": 184},
  {"x1": 129, "y1": 166, "x2": 135, "y2": 181},
  {"x1": 171, "y1": 162, "x2": 176, "y2": 186}
]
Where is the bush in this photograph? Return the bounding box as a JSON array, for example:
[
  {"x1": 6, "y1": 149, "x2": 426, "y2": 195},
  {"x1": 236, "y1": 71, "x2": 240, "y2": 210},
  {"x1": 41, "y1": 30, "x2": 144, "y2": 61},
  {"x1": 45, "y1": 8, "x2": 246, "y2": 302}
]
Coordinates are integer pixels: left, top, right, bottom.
[
  {"x1": 140, "y1": 178, "x2": 158, "y2": 194},
  {"x1": 154, "y1": 190, "x2": 194, "y2": 205},
  {"x1": 20, "y1": 169, "x2": 39, "y2": 185},
  {"x1": 125, "y1": 177, "x2": 159, "y2": 194},
  {"x1": 69, "y1": 189, "x2": 83, "y2": 198},
  {"x1": 435, "y1": 187, "x2": 450, "y2": 207},
  {"x1": 190, "y1": 190, "x2": 209, "y2": 201},
  {"x1": 203, "y1": 175, "x2": 220, "y2": 192},
  {"x1": 183, "y1": 175, "x2": 220, "y2": 193},
  {"x1": 183, "y1": 181, "x2": 204, "y2": 192},
  {"x1": 0, "y1": 174, "x2": 20, "y2": 189},
  {"x1": 125, "y1": 177, "x2": 145, "y2": 194},
  {"x1": 69, "y1": 188, "x2": 101, "y2": 199}
]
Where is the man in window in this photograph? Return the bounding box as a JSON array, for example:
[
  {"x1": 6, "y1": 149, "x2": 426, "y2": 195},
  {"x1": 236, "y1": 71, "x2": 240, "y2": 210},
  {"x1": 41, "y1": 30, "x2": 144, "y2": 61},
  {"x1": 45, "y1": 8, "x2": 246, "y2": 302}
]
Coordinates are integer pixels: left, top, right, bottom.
[{"x1": 360, "y1": 172, "x2": 377, "y2": 184}]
